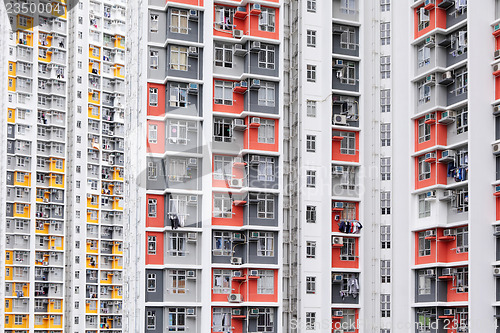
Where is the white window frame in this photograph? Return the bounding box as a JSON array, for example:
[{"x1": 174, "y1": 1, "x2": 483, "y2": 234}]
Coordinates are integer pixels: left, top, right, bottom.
[
  {"x1": 257, "y1": 270, "x2": 274, "y2": 294},
  {"x1": 257, "y1": 232, "x2": 274, "y2": 257},
  {"x1": 171, "y1": 9, "x2": 189, "y2": 34},
  {"x1": 258, "y1": 44, "x2": 275, "y2": 69},
  {"x1": 214, "y1": 80, "x2": 233, "y2": 105},
  {"x1": 306, "y1": 30, "x2": 316, "y2": 47},
  {"x1": 214, "y1": 43, "x2": 233, "y2": 68},
  {"x1": 148, "y1": 125, "x2": 158, "y2": 144},
  {"x1": 213, "y1": 193, "x2": 232, "y2": 218},
  {"x1": 258, "y1": 82, "x2": 276, "y2": 107},
  {"x1": 170, "y1": 45, "x2": 188, "y2": 71},
  {"x1": 258, "y1": 119, "x2": 275, "y2": 143},
  {"x1": 259, "y1": 7, "x2": 275, "y2": 32}
]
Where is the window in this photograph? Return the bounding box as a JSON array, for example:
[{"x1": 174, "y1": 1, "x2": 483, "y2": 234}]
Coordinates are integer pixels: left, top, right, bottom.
[
  {"x1": 450, "y1": 30, "x2": 467, "y2": 57},
  {"x1": 452, "y1": 188, "x2": 469, "y2": 213},
  {"x1": 213, "y1": 118, "x2": 233, "y2": 142},
  {"x1": 381, "y1": 191, "x2": 391, "y2": 215},
  {"x1": 169, "y1": 270, "x2": 186, "y2": 294},
  {"x1": 340, "y1": 0, "x2": 357, "y2": 14},
  {"x1": 148, "y1": 125, "x2": 157, "y2": 144},
  {"x1": 381, "y1": 260, "x2": 391, "y2": 283},
  {"x1": 168, "y1": 308, "x2": 186, "y2": 331},
  {"x1": 306, "y1": 312, "x2": 316, "y2": 329},
  {"x1": 258, "y1": 157, "x2": 275, "y2": 181},
  {"x1": 149, "y1": 88, "x2": 158, "y2": 107},
  {"x1": 14, "y1": 315, "x2": 24, "y2": 325},
  {"x1": 257, "y1": 270, "x2": 274, "y2": 294},
  {"x1": 418, "y1": 271, "x2": 431, "y2": 295},
  {"x1": 456, "y1": 227, "x2": 468, "y2": 253},
  {"x1": 213, "y1": 269, "x2": 232, "y2": 293},
  {"x1": 213, "y1": 193, "x2": 232, "y2": 218},
  {"x1": 256, "y1": 308, "x2": 274, "y2": 332},
  {"x1": 168, "y1": 120, "x2": 188, "y2": 144},
  {"x1": 213, "y1": 231, "x2": 232, "y2": 256},
  {"x1": 418, "y1": 194, "x2": 431, "y2": 218},
  {"x1": 258, "y1": 119, "x2": 275, "y2": 143},
  {"x1": 306, "y1": 135, "x2": 316, "y2": 152},
  {"x1": 334, "y1": 131, "x2": 356, "y2": 155},
  {"x1": 418, "y1": 156, "x2": 431, "y2": 181},
  {"x1": 169, "y1": 232, "x2": 187, "y2": 257},
  {"x1": 307, "y1": 100, "x2": 317, "y2": 117},
  {"x1": 454, "y1": 67, "x2": 468, "y2": 96},
  {"x1": 212, "y1": 308, "x2": 231, "y2": 332},
  {"x1": 381, "y1": 157, "x2": 391, "y2": 180},
  {"x1": 147, "y1": 162, "x2": 157, "y2": 180},
  {"x1": 456, "y1": 107, "x2": 468, "y2": 134},
  {"x1": 148, "y1": 199, "x2": 157, "y2": 218},
  {"x1": 454, "y1": 267, "x2": 468, "y2": 292},
  {"x1": 169, "y1": 83, "x2": 188, "y2": 108},
  {"x1": 306, "y1": 206, "x2": 316, "y2": 223},
  {"x1": 146, "y1": 311, "x2": 156, "y2": 330},
  {"x1": 417, "y1": 311, "x2": 435, "y2": 333},
  {"x1": 214, "y1": 80, "x2": 233, "y2": 105},
  {"x1": 170, "y1": 46, "x2": 188, "y2": 71},
  {"x1": 381, "y1": 0, "x2": 390, "y2": 11},
  {"x1": 258, "y1": 44, "x2": 275, "y2": 69},
  {"x1": 259, "y1": 7, "x2": 275, "y2": 32},
  {"x1": 171, "y1": 9, "x2": 188, "y2": 34},
  {"x1": 418, "y1": 8, "x2": 430, "y2": 31},
  {"x1": 381, "y1": 294, "x2": 391, "y2": 317},
  {"x1": 340, "y1": 62, "x2": 356, "y2": 85},
  {"x1": 306, "y1": 276, "x2": 316, "y2": 294},
  {"x1": 418, "y1": 80, "x2": 431, "y2": 105},
  {"x1": 307, "y1": 30, "x2": 316, "y2": 47},
  {"x1": 213, "y1": 155, "x2": 233, "y2": 180},
  {"x1": 258, "y1": 82, "x2": 276, "y2": 107},
  {"x1": 307, "y1": 0, "x2": 317, "y2": 12},
  {"x1": 147, "y1": 273, "x2": 157, "y2": 292},
  {"x1": 257, "y1": 194, "x2": 275, "y2": 219},
  {"x1": 150, "y1": 14, "x2": 158, "y2": 32},
  {"x1": 417, "y1": 45, "x2": 431, "y2": 68},
  {"x1": 380, "y1": 123, "x2": 391, "y2": 146},
  {"x1": 380, "y1": 22, "x2": 391, "y2": 45},
  {"x1": 307, "y1": 64, "x2": 316, "y2": 82},
  {"x1": 306, "y1": 241, "x2": 316, "y2": 258},
  {"x1": 339, "y1": 26, "x2": 357, "y2": 50},
  {"x1": 149, "y1": 50, "x2": 158, "y2": 69},
  {"x1": 341, "y1": 238, "x2": 356, "y2": 260},
  {"x1": 215, "y1": 6, "x2": 235, "y2": 31},
  {"x1": 306, "y1": 170, "x2": 316, "y2": 188},
  {"x1": 147, "y1": 236, "x2": 156, "y2": 255},
  {"x1": 257, "y1": 232, "x2": 274, "y2": 256},
  {"x1": 214, "y1": 43, "x2": 232, "y2": 68},
  {"x1": 380, "y1": 56, "x2": 390, "y2": 79},
  {"x1": 418, "y1": 118, "x2": 431, "y2": 143},
  {"x1": 418, "y1": 231, "x2": 431, "y2": 256}
]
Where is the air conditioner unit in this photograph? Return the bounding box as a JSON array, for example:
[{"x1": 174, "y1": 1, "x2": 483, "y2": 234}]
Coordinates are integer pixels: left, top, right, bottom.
[
  {"x1": 494, "y1": 64, "x2": 500, "y2": 74},
  {"x1": 333, "y1": 59, "x2": 344, "y2": 69},
  {"x1": 494, "y1": 267, "x2": 500, "y2": 277},
  {"x1": 443, "y1": 229, "x2": 456, "y2": 237},
  {"x1": 186, "y1": 307, "x2": 196, "y2": 316},
  {"x1": 496, "y1": 50, "x2": 500, "y2": 60},
  {"x1": 332, "y1": 236, "x2": 343, "y2": 245},
  {"x1": 232, "y1": 308, "x2": 243, "y2": 316},
  {"x1": 188, "y1": 82, "x2": 198, "y2": 94},
  {"x1": 443, "y1": 309, "x2": 455, "y2": 316},
  {"x1": 424, "y1": 35, "x2": 435, "y2": 47},
  {"x1": 442, "y1": 268, "x2": 455, "y2": 276},
  {"x1": 425, "y1": 229, "x2": 436, "y2": 237},
  {"x1": 333, "y1": 114, "x2": 347, "y2": 125},
  {"x1": 188, "y1": 158, "x2": 197, "y2": 166},
  {"x1": 187, "y1": 233, "x2": 197, "y2": 241},
  {"x1": 441, "y1": 190, "x2": 455, "y2": 201},
  {"x1": 249, "y1": 155, "x2": 261, "y2": 164},
  {"x1": 230, "y1": 178, "x2": 243, "y2": 188},
  {"x1": 249, "y1": 269, "x2": 259, "y2": 277},
  {"x1": 439, "y1": 149, "x2": 456, "y2": 162},
  {"x1": 332, "y1": 166, "x2": 344, "y2": 175},
  {"x1": 228, "y1": 294, "x2": 242, "y2": 303},
  {"x1": 334, "y1": 202, "x2": 344, "y2": 209},
  {"x1": 23, "y1": 235, "x2": 29, "y2": 240},
  {"x1": 425, "y1": 74, "x2": 436, "y2": 85},
  {"x1": 439, "y1": 110, "x2": 456, "y2": 125},
  {"x1": 440, "y1": 71, "x2": 454, "y2": 85},
  {"x1": 425, "y1": 269, "x2": 435, "y2": 276},
  {"x1": 231, "y1": 257, "x2": 243, "y2": 265},
  {"x1": 233, "y1": 271, "x2": 243, "y2": 278},
  {"x1": 188, "y1": 46, "x2": 198, "y2": 57},
  {"x1": 333, "y1": 310, "x2": 343, "y2": 317},
  {"x1": 251, "y1": 4, "x2": 262, "y2": 13},
  {"x1": 186, "y1": 270, "x2": 196, "y2": 278},
  {"x1": 425, "y1": 152, "x2": 436, "y2": 160},
  {"x1": 249, "y1": 231, "x2": 260, "y2": 240},
  {"x1": 232, "y1": 232, "x2": 244, "y2": 241},
  {"x1": 426, "y1": 190, "x2": 436, "y2": 199},
  {"x1": 493, "y1": 143, "x2": 500, "y2": 155},
  {"x1": 233, "y1": 44, "x2": 247, "y2": 57},
  {"x1": 24, "y1": 188, "x2": 29, "y2": 193},
  {"x1": 250, "y1": 79, "x2": 261, "y2": 89},
  {"x1": 188, "y1": 10, "x2": 198, "y2": 21},
  {"x1": 232, "y1": 118, "x2": 246, "y2": 131},
  {"x1": 233, "y1": 29, "x2": 243, "y2": 38},
  {"x1": 333, "y1": 274, "x2": 343, "y2": 283},
  {"x1": 249, "y1": 308, "x2": 259, "y2": 315},
  {"x1": 250, "y1": 41, "x2": 261, "y2": 52}
]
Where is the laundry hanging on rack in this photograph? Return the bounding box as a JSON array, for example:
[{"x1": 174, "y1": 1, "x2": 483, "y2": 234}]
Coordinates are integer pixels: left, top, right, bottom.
[{"x1": 338, "y1": 220, "x2": 363, "y2": 234}]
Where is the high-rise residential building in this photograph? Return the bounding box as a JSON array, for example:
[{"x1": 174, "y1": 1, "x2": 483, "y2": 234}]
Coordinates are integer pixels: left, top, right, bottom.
[{"x1": 6, "y1": 0, "x2": 500, "y2": 333}]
